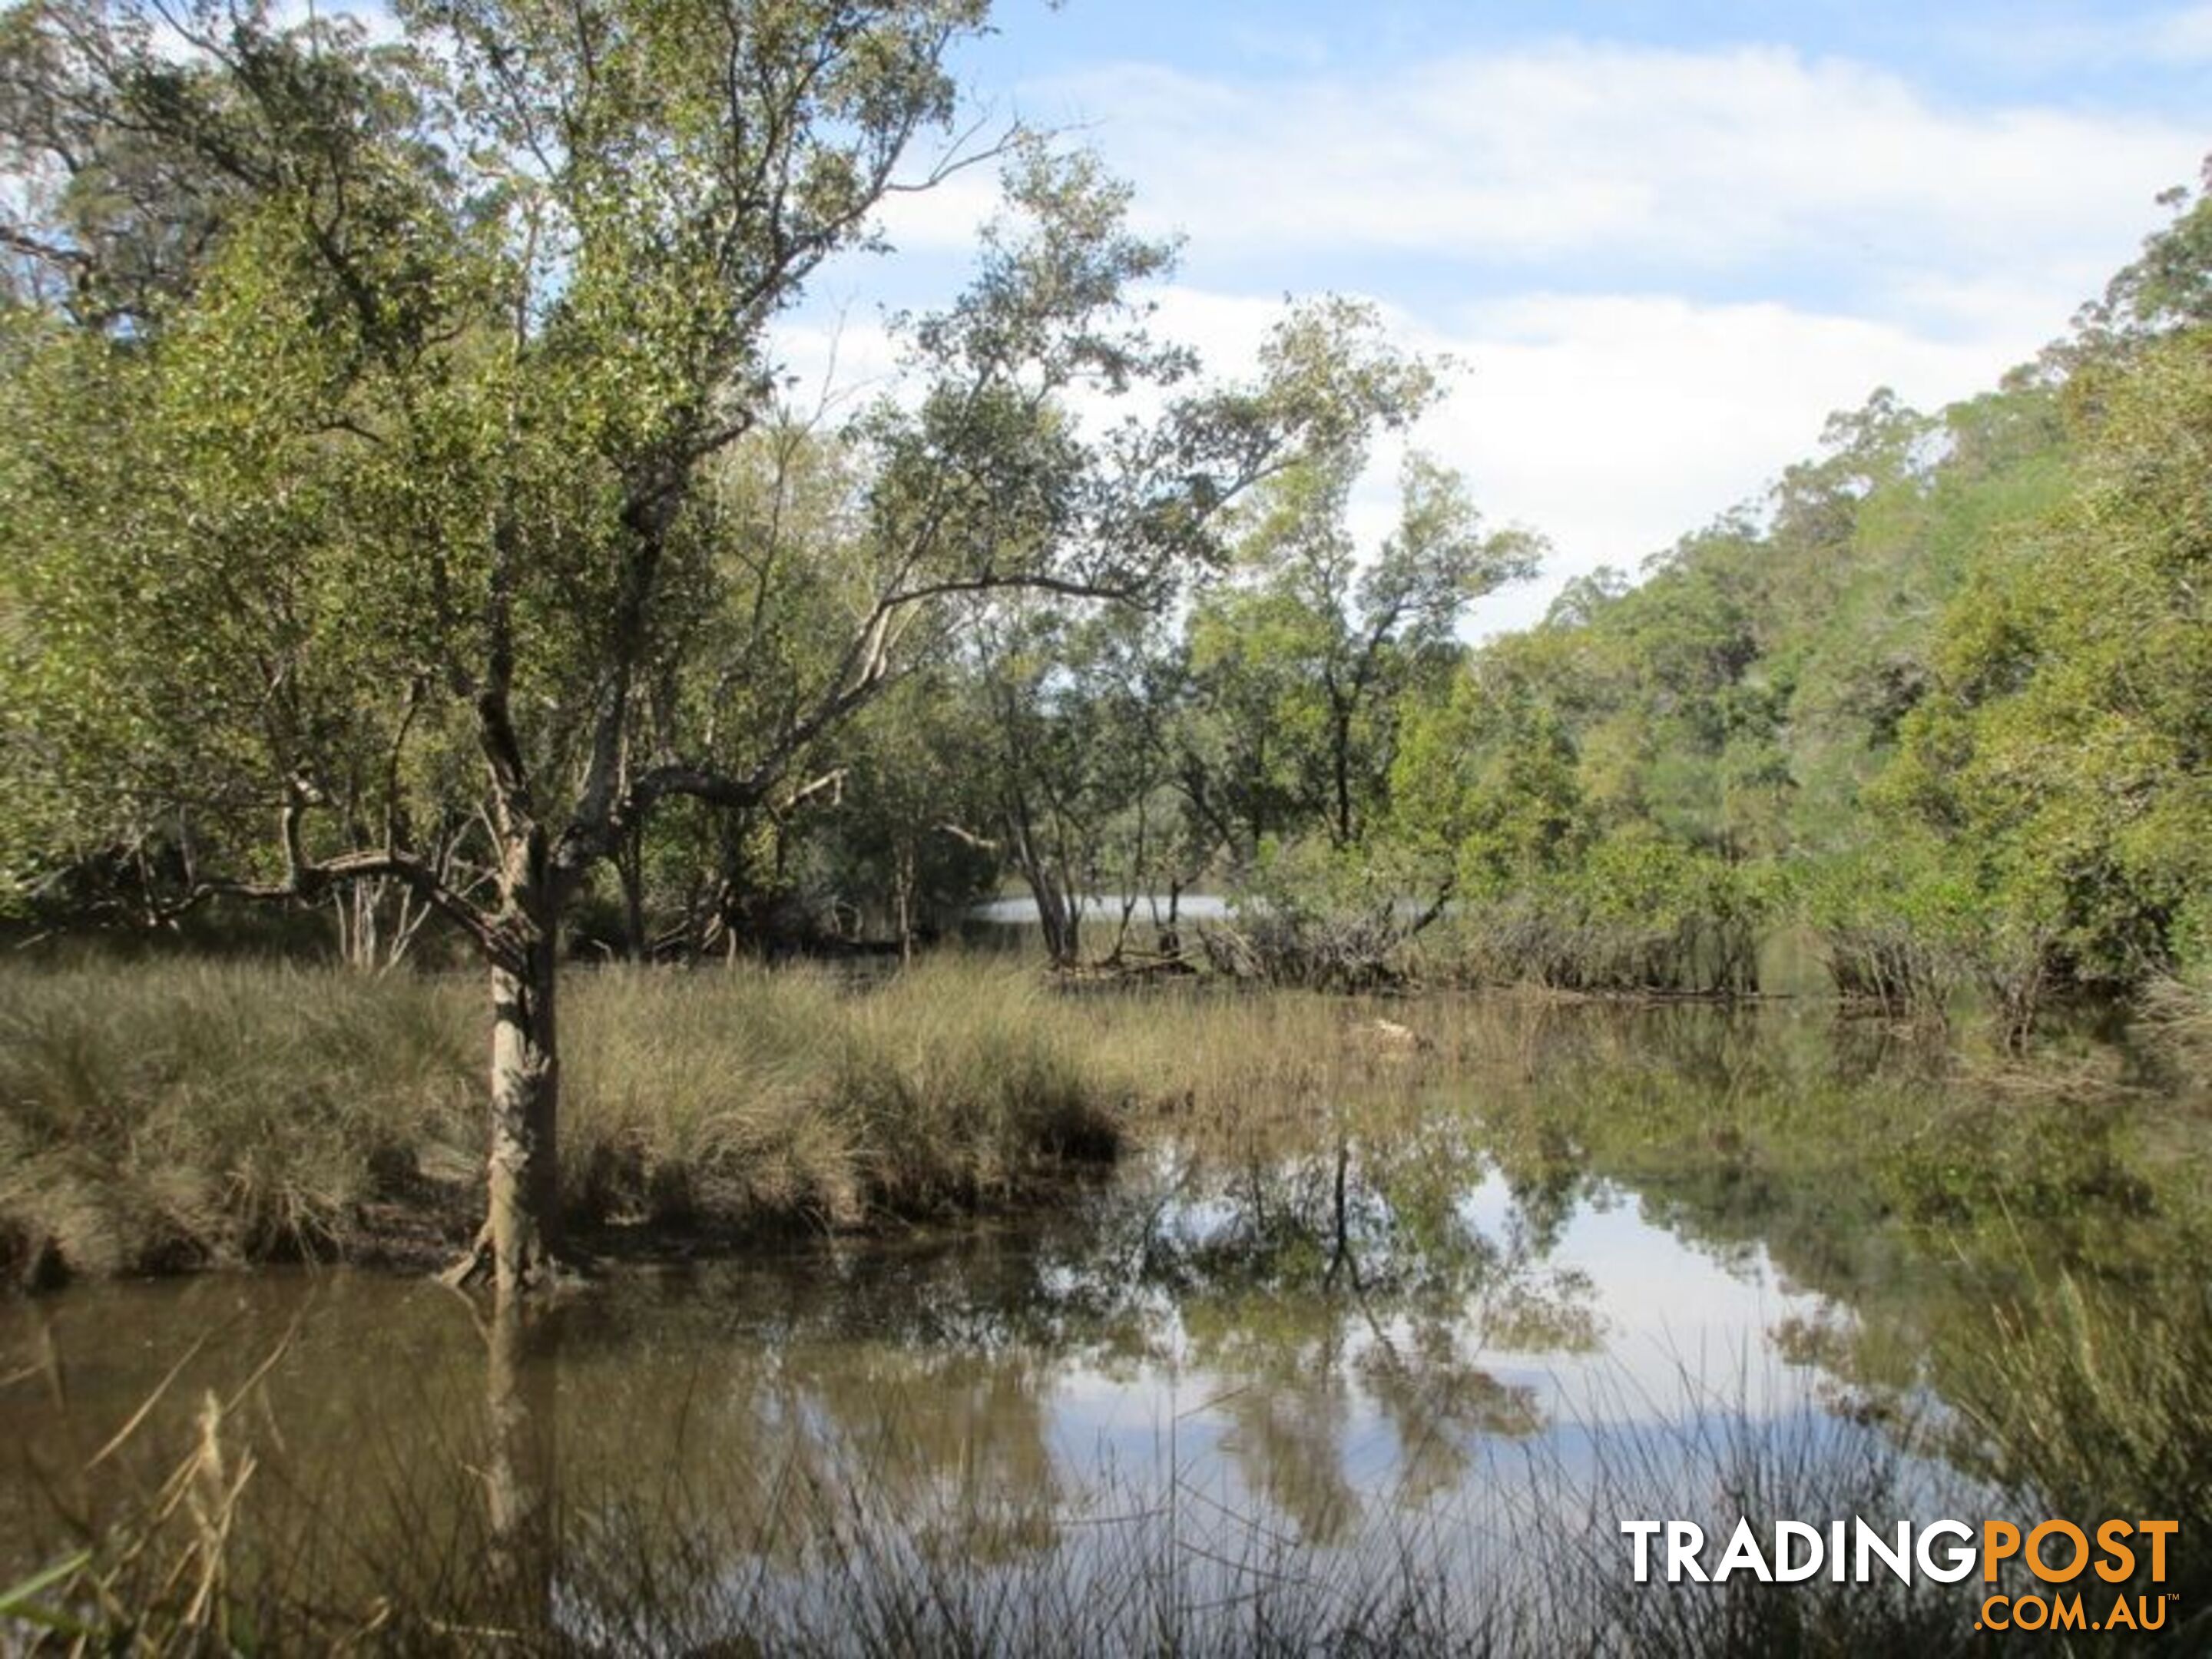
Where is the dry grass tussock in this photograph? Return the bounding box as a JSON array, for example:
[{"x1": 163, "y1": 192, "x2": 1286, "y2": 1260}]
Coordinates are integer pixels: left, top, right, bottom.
[{"x1": 0, "y1": 955, "x2": 1449, "y2": 1286}]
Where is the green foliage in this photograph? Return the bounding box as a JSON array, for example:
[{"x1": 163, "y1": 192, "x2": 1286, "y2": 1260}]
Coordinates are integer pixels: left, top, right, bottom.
[
  {"x1": 1356, "y1": 170, "x2": 2212, "y2": 1020},
  {"x1": 2, "y1": 2, "x2": 2206, "y2": 1055},
  {"x1": 1389, "y1": 627, "x2": 1590, "y2": 896},
  {"x1": 0, "y1": 0, "x2": 1015, "y2": 932},
  {"x1": 1884, "y1": 324, "x2": 2212, "y2": 1002},
  {"x1": 1439, "y1": 832, "x2": 1770, "y2": 995},
  {"x1": 1184, "y1": 447, "x2": 1539, "y2": 859}
]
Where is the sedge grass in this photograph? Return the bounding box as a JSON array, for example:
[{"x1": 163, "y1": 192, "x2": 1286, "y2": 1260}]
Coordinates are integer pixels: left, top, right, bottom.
[{"x1": 0, "y1": 955, "x2": 1447, "y2": 1286}]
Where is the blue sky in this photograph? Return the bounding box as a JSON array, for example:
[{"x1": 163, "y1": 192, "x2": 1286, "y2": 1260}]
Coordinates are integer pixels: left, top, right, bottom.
[{"x1": 777, "y1": 0, "x2": 2210, "y2": 634}]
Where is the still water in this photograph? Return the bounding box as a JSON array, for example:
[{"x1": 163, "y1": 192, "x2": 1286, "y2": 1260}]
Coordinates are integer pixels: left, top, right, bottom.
[{"x1": 0, "y1": 998, "x2": 2195, "y2": 1645}]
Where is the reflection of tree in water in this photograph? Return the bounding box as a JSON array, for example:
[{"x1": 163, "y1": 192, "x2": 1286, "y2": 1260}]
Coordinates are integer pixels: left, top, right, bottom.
[
  {"x1": 1051, "y1": 1119, "x2": 1598, "y2": 1543},
  {"x1": 0, "y1": 1098, "x2": 1605, "y2": 1635},
  {"x1": 1468, "y1": 994, "x2": 2212, "y2": 1598},
  {"x1": 502, "y1": 997, "x2": 2208, "y2": 1637},
  {"x1": 774, "y1": 1342, "x2": 1065, "y2": 1563},
  {"x1": 462, "y1": 1280, "x2": 1075, "y2": 1650},
  {"x1": 13, "y1": 998, "x2": 2203, "y2": 1647},
  {"x1": 478, "y1": 1293, "x2": 561, "y2": 1641},
  {"x1": 507, "y1": 1111, "x2": 1604, "y2": 1608},
  {"x1": 541, "y1": 1300, "x2": 1069, "y2": 1575}
]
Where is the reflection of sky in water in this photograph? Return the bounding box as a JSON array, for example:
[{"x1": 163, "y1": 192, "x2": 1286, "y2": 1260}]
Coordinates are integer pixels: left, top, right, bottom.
[
  {"x1": 1505, "y1": 1176, "x2": 1826, "y2": 1419},
  {"x1": 1028, "y1": 1166, "x2": 1851, "y2": 1551}
]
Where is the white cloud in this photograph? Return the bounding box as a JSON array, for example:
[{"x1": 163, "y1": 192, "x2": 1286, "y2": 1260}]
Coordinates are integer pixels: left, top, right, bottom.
[
  {"x1": 869, "y1": 163, "x2": 1005, "y2": 256},
  {"x1": 1411, "y1": 293, "x2": 2032, "y2": 634},
  {"x1": 774, "y1": 276, "x2": 2070, "y2": 638},
  {"x1": 980, "y1": 35, "x2": 2203, "y2": 631},
  {"x1": 780, "y1": 29, "x2": 2204, "y2": 642},
  {"x1": 1115, "y1": 284, "x2": 2057, "y2": 639},
  {"x1": 1033, "y1": 41, "x2": 2196, "y2": 311}
]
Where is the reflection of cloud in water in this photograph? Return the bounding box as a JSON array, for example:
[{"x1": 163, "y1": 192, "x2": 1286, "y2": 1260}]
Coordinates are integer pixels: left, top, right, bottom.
[
  {"x1": 1025, "y1": 1159, "x2": 1846, "y2": 1550},
  {"x1": 1472, "y1": 1171, "x2": 1839, "y2": 1427}
]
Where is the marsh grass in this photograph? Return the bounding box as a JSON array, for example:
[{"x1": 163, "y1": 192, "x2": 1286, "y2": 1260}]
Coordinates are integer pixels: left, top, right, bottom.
[
  {"x1": 0, "y1": 955, "x2": 1447, "y2": 1286},
  {"x1": 0, "y1": 961, "x2": 478, "y2": 1283},
  {"x1": 1941, "y1": 1263, "x2": 2212, "y2": 1553}
]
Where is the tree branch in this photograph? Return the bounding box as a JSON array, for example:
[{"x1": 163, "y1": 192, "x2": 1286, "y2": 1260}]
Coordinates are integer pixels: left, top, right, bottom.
[{"x1": 166, "y1": 798, "x2": 510, "y2": 967}]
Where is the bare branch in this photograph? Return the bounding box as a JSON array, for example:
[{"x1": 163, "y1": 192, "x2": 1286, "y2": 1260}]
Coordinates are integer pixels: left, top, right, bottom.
[{"x1": 935, "y1": 822, "x2": 1000, "y2": 854}]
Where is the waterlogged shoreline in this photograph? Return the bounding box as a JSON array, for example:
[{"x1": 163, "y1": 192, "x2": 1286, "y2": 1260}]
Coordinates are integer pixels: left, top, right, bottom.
[
  {"x1": 6, "y1": 1015, "x2": 2206, "y2": 1650},
  {"x1": 0, "y1": 1125, "x2": 1997, "y2": 1651},
  {"x1": 3, "y1": 952, "x2": 2200, "y2": 1288},
  {"x1": 5, "y1": 952, "x2": 2207, "y2": 1651},
  {"x1": 1, "y1": 955, "x2": 1490, "y2": 1290}
]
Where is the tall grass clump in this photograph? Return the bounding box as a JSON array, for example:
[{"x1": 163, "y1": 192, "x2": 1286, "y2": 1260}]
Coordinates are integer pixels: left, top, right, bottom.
[
  {"x1": 1944, "y1": 1267, "x2": 2212, "y2": 1586},
  {"x1": 558, "y1": 958, "x2": 1455, "y2": 1231},
  {"x1": 561, "y1": 959, "x2": 1124, "y2": 1233},
  {"x1": 2, "y1": 954, "x2": 1445, "y2": 1285},
  {"x1": 0, "y1": 960, "x2": 478, "y2": 1283}
]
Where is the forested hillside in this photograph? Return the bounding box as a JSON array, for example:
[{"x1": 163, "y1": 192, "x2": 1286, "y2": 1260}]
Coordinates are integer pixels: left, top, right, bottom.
[{"x1": 1386, "y1": 171, "x2": 2212, "y2": 1025}]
